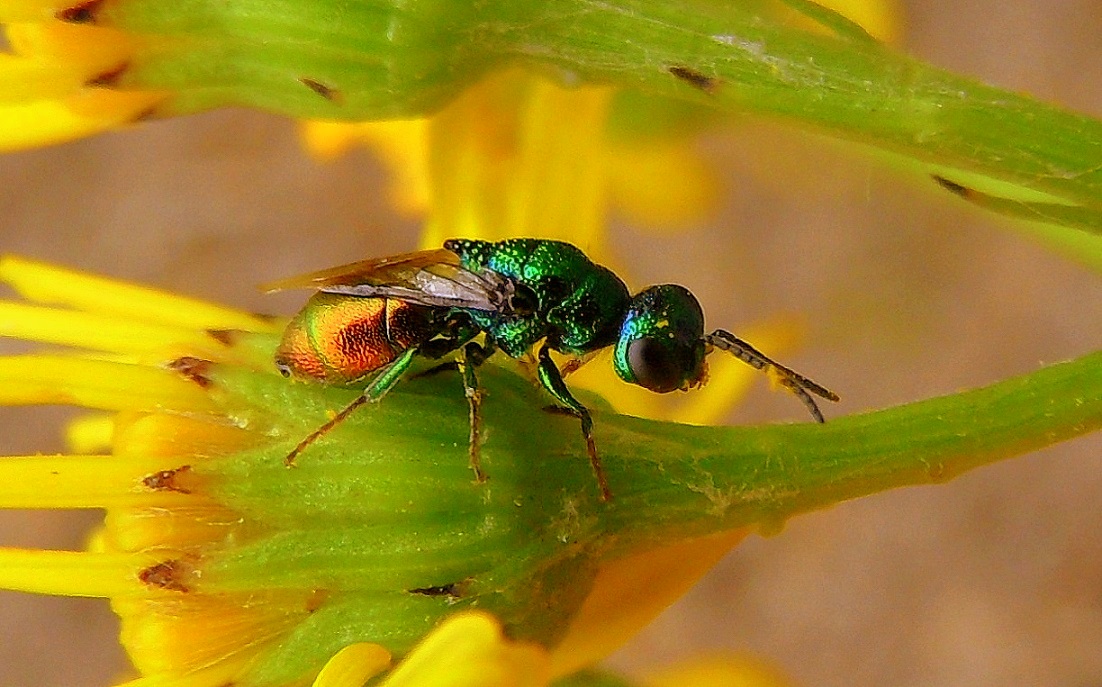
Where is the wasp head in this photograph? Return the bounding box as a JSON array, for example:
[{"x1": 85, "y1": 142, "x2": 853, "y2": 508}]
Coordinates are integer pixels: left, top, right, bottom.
[{"x1": 614, "y1": 284, "x2": 707, "y2": 393}]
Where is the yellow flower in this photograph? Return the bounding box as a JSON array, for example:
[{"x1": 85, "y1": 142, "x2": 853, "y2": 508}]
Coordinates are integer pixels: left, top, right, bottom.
[
  {"x1": 0, "y1": 18, "x2": 165, "y2": 149},
  {"x1": 0, "y1": 252, "x2": 744, "y2": 683},
  {"x1": 0, "y1": 253, "x2": 761, "y2": 687}
]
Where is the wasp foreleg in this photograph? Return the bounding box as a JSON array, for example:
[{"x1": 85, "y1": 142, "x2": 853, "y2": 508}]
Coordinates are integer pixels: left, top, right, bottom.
[{"x1": 535, "y1": 343, "x2": 611, "y2": 502}]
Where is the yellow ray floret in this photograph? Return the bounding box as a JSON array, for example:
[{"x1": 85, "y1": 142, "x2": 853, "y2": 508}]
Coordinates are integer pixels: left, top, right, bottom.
[
  {"x1": 114, "y1": 668, "x2": 243, "y2": 687},
  {"x1": 300, "y1": 119, "x2": 431, "y2": 218},
  {"x1": 643, "y1": 654, "x2": 796, "y2": 687},
  {"x1": 312, "y1": 643, "x2": 393, "y2": 687},
  {"x1": 0, "y1": 0, "x2": 68, "y2": 21},
  {"x1": 0, "y1": 301, "x2": 234, "y2": 357},
  {"x1": 106, "y1": 504, "x2": 243, "y2": 551},
  {"x1": 420, "y1": 72, "x2": 615, "y2": 253},
  {"x1": 64, "y1": 412, "x2": 114, "y2": 452},
  {"x1": 0, "y1": 256, "x2": 274, "y2": 332},
  {"x1": 111, "y1": 653, "x2": 260, "y2": 687},
  {"x1": 0, "y1": 453, "x2": 196, "y2": 509},
  {"x1": 0, "y1": 355, "x2": 215, "y2": 411},
  {"x1": 0, "y1": 91, "x2": 161, "y2": 150},
  {"x1": 0, "y1": 21, "x2": 164, "y2": 150},
  {"x1": 0, "y1": 548, "x2": 161, "y2": 596},
  {"x1": 112, "y1": 412, "x2": 258, "y2": 459},
  {"x1": 551, "y1": 529, "x2": 748, "y2": 677},
  {"x1": 4, "y1": 23, "x2": 133, "y2": 84},
  {"x1": 0, "y1": 53, "x2": 93, "y2": 102},
  {"x1": 820, "y1": 0, "x2": 902, "y2": 42},
  {"x1": 114, "y1": 593, "x2": 301, "y2": 679},
  {"x1": 380, "y1": 612, "x2": 549, "y2": 687}
]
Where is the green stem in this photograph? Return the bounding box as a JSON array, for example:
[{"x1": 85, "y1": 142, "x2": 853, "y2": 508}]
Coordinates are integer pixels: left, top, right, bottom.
[
  {"x1": 599, "y1": 349, "x2": 1102, "y2": 551},
  {"x1": 116, "y1": 0, "x2": 1102, "y2": 230},
  {"x1": 491, "y1": 0, "x2": 1102, "y2": 221}
]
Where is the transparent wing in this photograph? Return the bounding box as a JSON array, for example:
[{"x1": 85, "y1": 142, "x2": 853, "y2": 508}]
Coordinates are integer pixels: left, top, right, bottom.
[{"x1": 263, "y1": 248, "x2": 513, "y2": 312}]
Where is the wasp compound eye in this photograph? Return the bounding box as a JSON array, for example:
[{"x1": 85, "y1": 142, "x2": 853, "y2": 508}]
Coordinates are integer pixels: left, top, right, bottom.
[
  {"x1": 615, "y1": 284, "x2": 706, "y2": 392},
  {"x1": 625, "y1": 337, "x2": 685, "y2": 393}
]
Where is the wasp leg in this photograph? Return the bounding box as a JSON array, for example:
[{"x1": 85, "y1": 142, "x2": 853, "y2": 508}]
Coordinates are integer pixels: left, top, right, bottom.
[
  {"x1": 535, "y1": 343, "x2": 612, "y2": 502},
  {"x1": 284, "y1": 347, "x2": 418, "y2": 467},
  {"x1": 703, "y1": 329, "x2": 839, "y2": 422},
  {"x1": 457, "y1": 339, "x2": 495, "y2": 484}
]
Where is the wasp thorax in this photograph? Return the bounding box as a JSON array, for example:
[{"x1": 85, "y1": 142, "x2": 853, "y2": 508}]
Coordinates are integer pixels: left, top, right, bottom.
[{"x1": 614, "y1": 285, "x2": 707, "y2": 393}]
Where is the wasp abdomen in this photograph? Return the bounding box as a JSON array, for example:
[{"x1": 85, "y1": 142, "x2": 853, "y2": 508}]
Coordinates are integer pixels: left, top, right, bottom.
[{"x1": 276, "y1": 293, "x2": 437, "y2": 385}]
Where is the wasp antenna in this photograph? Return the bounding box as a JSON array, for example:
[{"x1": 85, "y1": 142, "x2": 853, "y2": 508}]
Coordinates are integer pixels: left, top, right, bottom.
[{"x1": 704, "y1": 329, "x2": 839, "y2": 422}]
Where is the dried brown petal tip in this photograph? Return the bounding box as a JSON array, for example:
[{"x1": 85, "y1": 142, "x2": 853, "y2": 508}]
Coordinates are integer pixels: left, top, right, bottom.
[
  {"x1": 56, "y1": 0, "x2": 103, "y2": 23},
  {"x1": 139, "y1": 559, "x2": 191, "y2": 592},
  {"x1": 167, "y1": 357, "x2": 214, "y2": 388},
  {"x1": 142, "y1": 465, "x2": 193, "y2": 493}
]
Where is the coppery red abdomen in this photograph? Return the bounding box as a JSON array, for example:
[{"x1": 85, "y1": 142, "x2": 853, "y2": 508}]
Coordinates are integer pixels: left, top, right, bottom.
[{"x1": 276, "y1": 293, "x2": 436, "y2": 385}]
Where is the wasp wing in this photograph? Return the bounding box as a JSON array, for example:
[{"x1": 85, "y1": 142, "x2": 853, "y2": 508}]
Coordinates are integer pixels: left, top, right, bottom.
[{"x1": 263, "y1": 248, "x2": 513, "y2": 312}]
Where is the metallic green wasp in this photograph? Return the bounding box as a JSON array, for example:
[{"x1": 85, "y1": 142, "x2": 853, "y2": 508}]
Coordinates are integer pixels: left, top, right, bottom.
[{"x1": 270, "y1": 238, "x2": 839, "y2": 501}]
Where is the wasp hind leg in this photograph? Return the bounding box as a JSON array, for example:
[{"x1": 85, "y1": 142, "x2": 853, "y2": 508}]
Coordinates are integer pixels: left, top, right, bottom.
[
  {"x1": 284, "y1": 347, "x2": 419, "y2": 467},
  {"x1": 535, "y1": 343, "x2": 612, "y2": 502}
]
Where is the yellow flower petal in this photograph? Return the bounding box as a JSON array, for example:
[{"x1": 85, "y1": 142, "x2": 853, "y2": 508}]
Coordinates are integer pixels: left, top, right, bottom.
[
  {"x1": 551, "y1": 529, "x2": 748, "y2": 677},
  {"x1": 608, "y1": 141, "x2": 722, "y2": 231},
  {"x1": 6, "y1": 22, "x2": 127, "y2": 65},
  {"x1": 0, "y1": 91, "x2": 161, "y2": 151},
  {"x1": 0, "y1": 54, "x2": 91, "y2": 101},
  {"x1": 0, "y1": 255, "x2": 274, "y2": 332},
  {"x1": 643, "y1": 654, "x2": 795, "y2": 687},
  {"x1": 65, "y1": 412, "x2": 115, "y2": 453},
  {"x1": 112, "y1": 412, "x2": 257, "y2": 459},
  {"x1": 0, "y1": 22, "x2": 166, "y2": 148},
  {"x1": 300, "y1": 71, "x2": 619, "y2": 256},
  {"x1": 420, "y1": 71, "x2": 614, "y2": 254},
  {"x1": 105, "y1": 502, "x2": 243, "y2": 552},
  {"x1": 301, "y1": 119, "x2": 431, "y2": 217},
  {"x1": 113, "y1": 600, "x2": 288, "y2": 687},
  {"x1": 111, "y1": 662, "x2": 249, "y2": 687},
  {"x1": 0, "y1": 355, "x2": 215, "y2": 411},
  {"x1": 312, "y1": 643, "x2": 392, "y2": 687},
  {"x1": 0, "y1": 300, "x2": 235, "y2": 358},
  {"x1": 0, "y1": 548, "x2": 156, "y2": 597},
  {"x1": 299, "y1": 120, "x2": 367, "y2": 161},
  {"x1": 0, "y1": 0, "x2": 74, "y2": 22},
  {"x1": 382, "y1": 612, "x2": 550, "y2": 687},
  {"x1": 818, "y1": 0, "x2": 903, "y2": 43},
  {"x1": 0, "y1": 453, "x2": 195, "y2": 509}
]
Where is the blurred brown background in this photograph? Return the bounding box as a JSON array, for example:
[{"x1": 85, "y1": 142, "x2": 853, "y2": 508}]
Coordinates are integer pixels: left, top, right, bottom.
[{"x1": 1, "y1": 1, "x2": 1101, "y2": 685}]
